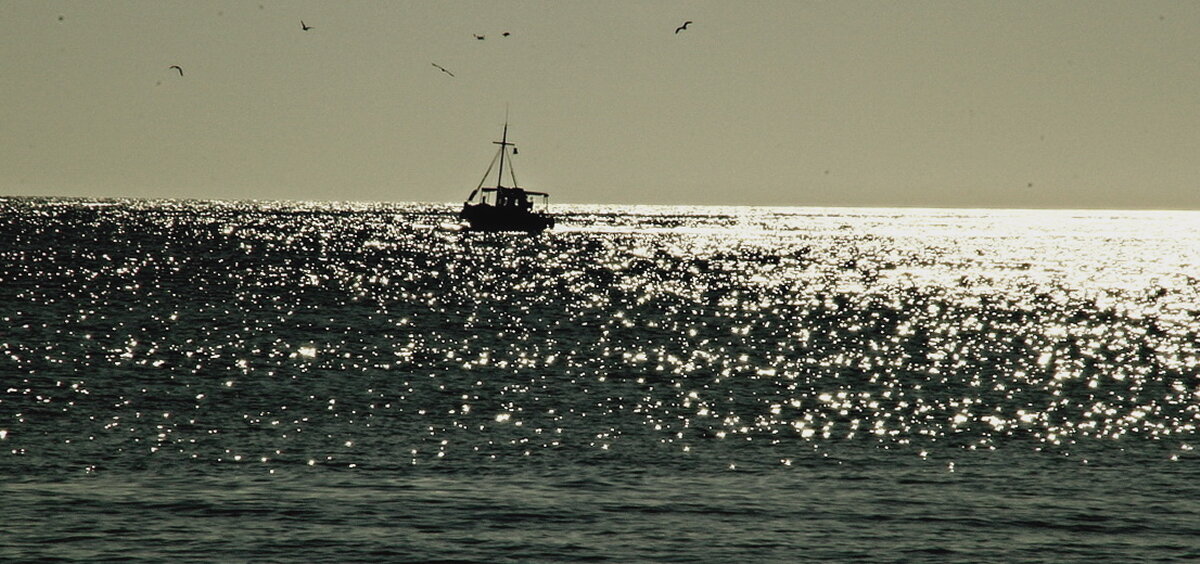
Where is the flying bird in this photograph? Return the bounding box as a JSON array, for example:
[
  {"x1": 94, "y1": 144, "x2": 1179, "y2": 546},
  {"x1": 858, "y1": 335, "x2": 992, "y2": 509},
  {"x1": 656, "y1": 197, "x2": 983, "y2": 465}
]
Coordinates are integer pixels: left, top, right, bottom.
[
  {"x1": 168, "y1": 65, "x2": 183, "y2": 76},
  {"x1": 675, "y1": 20, "x2": 693, "y2": 34},
  {"x1": 431, "y1": 63, "x2": 455, "y2": 77},
  {"x1": 474, "y1": 34, "x2": 485, "y2": 40},
  {"x1": 300, "y1": 20, "x2": 313, "y2": 31},
  {"x1": 502, "y1": 32, "x2": 511, "y2": 37}
]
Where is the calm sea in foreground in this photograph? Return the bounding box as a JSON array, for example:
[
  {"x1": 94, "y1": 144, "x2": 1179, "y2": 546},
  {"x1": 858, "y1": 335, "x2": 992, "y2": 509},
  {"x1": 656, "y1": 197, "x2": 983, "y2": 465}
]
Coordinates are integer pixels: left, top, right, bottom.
[{"x1": 2, "y1": 197, "x2": 1199, "y2": 562}]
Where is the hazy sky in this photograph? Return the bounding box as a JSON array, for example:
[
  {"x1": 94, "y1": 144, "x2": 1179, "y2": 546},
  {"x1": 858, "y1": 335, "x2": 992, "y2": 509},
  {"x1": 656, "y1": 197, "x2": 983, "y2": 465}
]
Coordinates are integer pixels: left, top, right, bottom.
[{"x1": 4, "y1": 1, "x2": 1200, "y2": 208}]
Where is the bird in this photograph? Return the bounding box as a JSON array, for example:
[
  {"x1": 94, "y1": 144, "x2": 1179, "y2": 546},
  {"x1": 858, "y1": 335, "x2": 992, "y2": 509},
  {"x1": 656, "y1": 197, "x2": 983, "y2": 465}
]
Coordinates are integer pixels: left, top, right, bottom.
[
  {"x1": 300, "y1": 20, "x2": 313, "y2": 31},
  {"x1": 502, "y1": 32, "x2": 511, "y2": 37},
  {"x1": 675, "y1": 20, "x2": 692, "y2": 34},
  {"x1": 474, "y1": 34, "x2": 485, "y2": 40},
  {"x1": 431, "y1": 63, "x2": 455, "y2": 77},
  {"x1": 168, "y1": 65, "x2": 184, "y2": 76}
]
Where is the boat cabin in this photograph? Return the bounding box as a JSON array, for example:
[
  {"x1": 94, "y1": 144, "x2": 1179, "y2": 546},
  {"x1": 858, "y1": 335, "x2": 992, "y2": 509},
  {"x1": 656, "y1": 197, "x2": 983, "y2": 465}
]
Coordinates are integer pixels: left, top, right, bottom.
[{"x1": 472, "y1": 186, "x2": 550, "y2": 211}]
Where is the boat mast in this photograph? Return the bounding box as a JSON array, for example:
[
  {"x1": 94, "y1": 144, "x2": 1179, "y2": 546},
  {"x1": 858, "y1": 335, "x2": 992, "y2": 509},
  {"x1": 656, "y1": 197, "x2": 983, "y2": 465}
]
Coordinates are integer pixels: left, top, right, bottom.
[{"x1": 493, "y1": 120, "x2": 511, "y2": 190}]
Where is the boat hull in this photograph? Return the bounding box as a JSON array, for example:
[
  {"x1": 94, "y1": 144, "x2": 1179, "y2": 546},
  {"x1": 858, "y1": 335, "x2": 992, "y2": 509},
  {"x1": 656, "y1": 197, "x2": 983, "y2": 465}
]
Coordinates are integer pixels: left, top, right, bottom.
[{"x1": 459, "y1": 203, "x2": 554, "y2": 233}]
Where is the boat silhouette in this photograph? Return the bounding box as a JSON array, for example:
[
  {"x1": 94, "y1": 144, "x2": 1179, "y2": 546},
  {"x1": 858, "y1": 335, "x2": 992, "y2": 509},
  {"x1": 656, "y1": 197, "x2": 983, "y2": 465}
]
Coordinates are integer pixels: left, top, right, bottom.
[{"x1": 459, "y1": 120, "x2": 554, "y2": 232}]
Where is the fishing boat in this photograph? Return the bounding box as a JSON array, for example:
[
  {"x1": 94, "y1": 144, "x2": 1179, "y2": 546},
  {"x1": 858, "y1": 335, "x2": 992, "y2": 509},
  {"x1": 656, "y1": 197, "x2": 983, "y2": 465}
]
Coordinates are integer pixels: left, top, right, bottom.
[{"x1": 459, "y1": 121, "x2": 554, "y2": 232}]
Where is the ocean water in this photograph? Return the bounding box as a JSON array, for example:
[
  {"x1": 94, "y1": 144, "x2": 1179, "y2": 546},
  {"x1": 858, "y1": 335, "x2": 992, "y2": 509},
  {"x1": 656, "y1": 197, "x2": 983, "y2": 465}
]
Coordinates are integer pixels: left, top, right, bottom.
[{"x1": 2, "y1": 197, "x2": 1199, "y2": 562}]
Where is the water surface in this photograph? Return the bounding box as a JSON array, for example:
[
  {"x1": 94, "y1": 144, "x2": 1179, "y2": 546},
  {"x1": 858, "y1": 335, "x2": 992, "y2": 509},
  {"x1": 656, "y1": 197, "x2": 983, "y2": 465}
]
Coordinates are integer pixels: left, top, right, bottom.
[{"x1": 2, "y1": 198, "x2": 1199, "y2": 562}]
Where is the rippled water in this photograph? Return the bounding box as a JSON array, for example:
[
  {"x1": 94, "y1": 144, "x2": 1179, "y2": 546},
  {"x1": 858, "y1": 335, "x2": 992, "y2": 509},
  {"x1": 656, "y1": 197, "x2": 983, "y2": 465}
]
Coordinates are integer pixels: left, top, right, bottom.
[{"x1": 2, "y1": 198, "x2": 1199, "y2": 562}]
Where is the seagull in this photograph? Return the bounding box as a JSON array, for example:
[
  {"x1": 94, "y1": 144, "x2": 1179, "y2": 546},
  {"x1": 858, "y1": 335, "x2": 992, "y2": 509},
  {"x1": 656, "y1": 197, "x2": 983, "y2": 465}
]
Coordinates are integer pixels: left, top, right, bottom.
[
  {"x1": 168, "y1": 65, "x2": 184, "y2": 76},
  {"x1": 301, "y1": 20, "x2": 313, "y2": 31},
  {"x1": 675, "y1": 20, "x2": 692, "y2": 34},
  {"x1": 474, "y1": 34, "x2": 485, "y2": 40},
  {"x1": 502, "y1": 32, "x2": 511, "y2": 37},
  {"x1": 431, "y1": 63, "x2": 455, "y2": 77}
]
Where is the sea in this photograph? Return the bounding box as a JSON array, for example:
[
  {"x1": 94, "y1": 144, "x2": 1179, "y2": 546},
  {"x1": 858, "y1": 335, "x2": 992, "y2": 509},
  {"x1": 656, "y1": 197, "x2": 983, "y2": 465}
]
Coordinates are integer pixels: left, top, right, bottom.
[{"x1": 2, "y1": 197, "x2": 1199, "y2": 563}]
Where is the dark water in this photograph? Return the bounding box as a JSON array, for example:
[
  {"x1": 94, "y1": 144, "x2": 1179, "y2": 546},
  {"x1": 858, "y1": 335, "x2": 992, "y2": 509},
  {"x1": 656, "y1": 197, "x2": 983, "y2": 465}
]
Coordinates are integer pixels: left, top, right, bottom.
[{"x1": 2, "y1": 197, "x2": 1199, "y2": 562}]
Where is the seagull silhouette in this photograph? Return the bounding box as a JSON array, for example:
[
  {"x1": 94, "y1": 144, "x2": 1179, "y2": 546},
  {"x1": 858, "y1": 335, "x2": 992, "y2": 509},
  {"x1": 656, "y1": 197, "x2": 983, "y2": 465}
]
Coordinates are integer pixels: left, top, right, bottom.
[
  {"x1": 502, "y1": 32, "x2": 511, "y2": 37},
  {"x1": 431, "y1": 63, "x2": 455, "y2": 77},
  {"x1": 675, "y1": 20, "x2": 693, "y2": 34},
  {"x1": 168, "y1": 65, "x2": 183, "y2": 76},
  {"x1": 300, "y1": 20, "x2": 313, "y2": 31},
  {"x1": 474, "y1": 34, "x2": 485, "y2": 40}
]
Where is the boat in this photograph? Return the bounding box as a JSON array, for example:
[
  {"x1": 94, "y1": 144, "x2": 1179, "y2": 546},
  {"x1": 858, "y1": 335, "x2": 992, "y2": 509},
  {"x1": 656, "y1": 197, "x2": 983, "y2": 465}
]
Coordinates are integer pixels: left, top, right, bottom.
[{"x1": 459, "y1": 120, "x2": 554, "y2": 232}]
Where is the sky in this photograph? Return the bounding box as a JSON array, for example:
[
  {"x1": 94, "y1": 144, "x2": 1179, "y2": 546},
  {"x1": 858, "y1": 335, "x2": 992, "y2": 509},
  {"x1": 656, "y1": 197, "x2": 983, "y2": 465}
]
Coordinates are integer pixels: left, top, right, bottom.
[{"x1": 3, "y1": 1, "x2": 1200, "y2": 209}]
